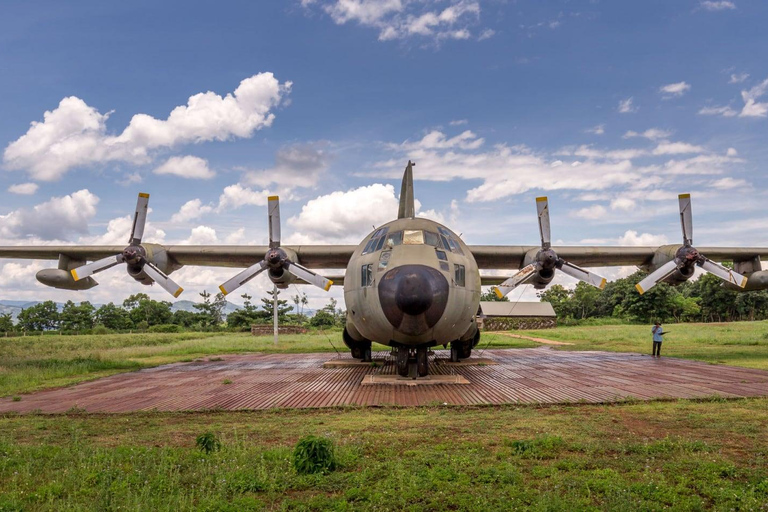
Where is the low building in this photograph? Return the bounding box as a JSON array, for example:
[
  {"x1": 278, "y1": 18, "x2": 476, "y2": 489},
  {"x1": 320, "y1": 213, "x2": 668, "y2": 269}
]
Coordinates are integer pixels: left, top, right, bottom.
[{"x1": 477, "y1": 301, "x2": 556, "y2": 331}]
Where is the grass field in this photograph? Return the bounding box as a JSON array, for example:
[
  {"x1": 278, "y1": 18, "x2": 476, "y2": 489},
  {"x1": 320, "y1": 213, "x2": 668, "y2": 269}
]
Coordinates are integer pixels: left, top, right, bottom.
[
  {"x1": 0, "y1": 399, "x2": 766, "y2": 510},
  {"x1": 517, "y1": 320, "x2": 768, "y2": 371}
]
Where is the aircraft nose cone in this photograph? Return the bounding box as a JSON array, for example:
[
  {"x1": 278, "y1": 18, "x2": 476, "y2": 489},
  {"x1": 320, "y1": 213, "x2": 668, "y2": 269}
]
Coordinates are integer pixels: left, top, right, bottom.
[{"x1": 378, "y1": 265, "x2": 449, "y2": 336}]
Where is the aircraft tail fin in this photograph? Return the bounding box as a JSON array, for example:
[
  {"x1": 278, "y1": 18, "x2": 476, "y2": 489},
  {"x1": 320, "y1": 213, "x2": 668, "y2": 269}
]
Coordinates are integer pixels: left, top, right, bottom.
[{"x1": 398, "y1": 160, "x2": 415, "y2": 219}]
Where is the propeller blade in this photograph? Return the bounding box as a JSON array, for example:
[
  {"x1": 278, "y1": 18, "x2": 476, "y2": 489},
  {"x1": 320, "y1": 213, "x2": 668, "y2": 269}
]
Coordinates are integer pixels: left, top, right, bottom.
[
  {"x1": 268, "y1": 195, "x2": 281, "y2": 248},
  {"x1": 493, "y1": 263, "x2": 538, "y2": 298},
  {"x1": 285, "y1": 261, "x2": 333, "y2": 291},
  {"x1": 679, "y1": 193, "x2": 693, "y2": 246},
  {"x1": 219, "y1": 260, "x2": 269, "y2": 296},
  {"x1": 70, "y1": 254, "x2": 124, "y2": 281},
  {"x1": 129, "y1": 193, "x2": 150, "y2": 245},
  {"x1": 558, "y1": 260, "x2": 607, "y2": 289},
  {"x1": 635, "y1": 260, "x2": 679, "y2": 295},
  {"x1": 536, "y1": 196, "x2": 551, "y2": 248},
  {"x1": 700, "y1": 258, "x2": 748, "y2": 288},
  {"x1": 143, "y1": 262, "x2": 184, "y2": 298}
]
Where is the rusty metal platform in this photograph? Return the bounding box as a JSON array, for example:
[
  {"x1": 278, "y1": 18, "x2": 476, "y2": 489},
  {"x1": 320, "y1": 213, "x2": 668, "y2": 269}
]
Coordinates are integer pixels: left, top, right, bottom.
[{"x1": 2, "y1": 347, "x2": 768, "y2": 413}]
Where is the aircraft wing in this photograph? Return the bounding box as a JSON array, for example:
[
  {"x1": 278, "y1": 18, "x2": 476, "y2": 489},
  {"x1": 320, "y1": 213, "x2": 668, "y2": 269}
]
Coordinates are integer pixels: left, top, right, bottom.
[{"x1": 468, "y1": 245, "x2": 768, "y2": 270}]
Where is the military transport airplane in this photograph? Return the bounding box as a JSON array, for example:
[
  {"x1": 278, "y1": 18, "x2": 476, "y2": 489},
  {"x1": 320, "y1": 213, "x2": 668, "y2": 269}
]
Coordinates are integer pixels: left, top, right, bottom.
[{"x1": 1, "y1": 162, "x2": 767, "y2": 377}]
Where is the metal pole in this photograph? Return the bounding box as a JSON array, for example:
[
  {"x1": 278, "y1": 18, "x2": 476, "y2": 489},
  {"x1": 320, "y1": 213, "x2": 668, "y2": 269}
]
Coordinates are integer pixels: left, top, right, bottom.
[{"x1": 273, "y1": 284, "x2": 278, "y2": 345}]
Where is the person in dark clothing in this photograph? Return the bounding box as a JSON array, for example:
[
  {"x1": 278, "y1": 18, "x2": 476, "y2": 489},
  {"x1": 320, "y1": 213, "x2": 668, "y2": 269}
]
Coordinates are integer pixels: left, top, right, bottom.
[{"x1": 651, "y1": 322, "x2": 663, "y2": 357}]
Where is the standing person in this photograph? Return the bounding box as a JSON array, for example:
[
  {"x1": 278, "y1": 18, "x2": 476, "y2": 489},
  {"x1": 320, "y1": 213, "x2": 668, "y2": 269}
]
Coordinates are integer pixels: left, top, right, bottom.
[{"x1": 651, "y1": 322, "x2": 663, "y2": 357}]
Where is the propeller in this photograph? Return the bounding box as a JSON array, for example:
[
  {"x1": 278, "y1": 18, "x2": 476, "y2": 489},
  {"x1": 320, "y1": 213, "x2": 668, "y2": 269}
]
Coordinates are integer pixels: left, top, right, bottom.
[
  {"x1": 494, "y1": 196, "x2": 606, "y2": 298},
  {"x1": 218, "y1": 196, "x2": 333, "y2": 296},
  {"x1": 70, "y1": 193, "x2": 184, "y2": 298},
  {"x1": 635, "y1": 194, "x2": 747, "y2": 294}
]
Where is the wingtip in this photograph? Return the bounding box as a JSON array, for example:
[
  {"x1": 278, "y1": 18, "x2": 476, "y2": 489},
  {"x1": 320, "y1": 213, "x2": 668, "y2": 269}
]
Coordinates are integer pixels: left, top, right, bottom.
[
  {"x1": 324, "y1": 280, "x2": 333, "y2": 291},
  {"x1": 635, "y1": 283, "x2": 645, "y2": 295}
]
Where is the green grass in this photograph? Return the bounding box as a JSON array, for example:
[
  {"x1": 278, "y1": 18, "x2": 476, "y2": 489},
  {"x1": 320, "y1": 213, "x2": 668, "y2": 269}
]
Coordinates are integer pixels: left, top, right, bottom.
[
  {"x1": 516, "y1": 320, "x2": 768, "y2": 370},
  {"x1": 0, "y1": 330, "x2": 535, "y2": 397},
  {"x1": 0, "y1": 399, "x2": 766, "y2": 510}
]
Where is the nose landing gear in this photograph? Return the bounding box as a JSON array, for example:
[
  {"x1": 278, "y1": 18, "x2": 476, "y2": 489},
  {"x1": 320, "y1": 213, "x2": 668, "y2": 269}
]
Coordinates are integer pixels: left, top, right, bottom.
[{"x1": 395, "y1": 346, "x2": 429, "y2": 378}]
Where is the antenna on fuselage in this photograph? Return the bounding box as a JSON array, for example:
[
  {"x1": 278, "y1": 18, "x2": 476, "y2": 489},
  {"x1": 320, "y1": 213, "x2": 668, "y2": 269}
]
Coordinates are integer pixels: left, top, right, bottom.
[{"x1": 397, "y1": 160, "x2": 415, "y2": 219}]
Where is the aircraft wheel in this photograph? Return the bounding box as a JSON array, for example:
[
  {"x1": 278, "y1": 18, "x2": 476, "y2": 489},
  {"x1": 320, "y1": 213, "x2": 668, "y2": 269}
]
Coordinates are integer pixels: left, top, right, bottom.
[
  {"x1": 416, "y1": 348, "x2": 428, "y2": 377},
  {"x1": 351, "y1": 347, "x2": 363, "y2": 359},
  {"x1": 363, "y1": 346, "x2": 372, "y2": 362},
  {"x1": 450, "y1": 345, "x2": 460, "y2": 362},
  {"x1": 460, "y1": 343, "x2": 472, "y2": 359},
  {"x1": 396, "y1": 347, "x2": 409, "y2": 377}
]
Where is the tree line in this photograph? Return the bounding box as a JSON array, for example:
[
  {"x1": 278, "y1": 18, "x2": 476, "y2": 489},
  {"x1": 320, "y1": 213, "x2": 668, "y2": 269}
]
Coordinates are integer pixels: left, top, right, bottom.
[
  {"x1": 535, "y1": 270, "x2": 768, "y2": 324},
  {"x1": 0, "y1": 290, "x2": 345, "y2": 335}
]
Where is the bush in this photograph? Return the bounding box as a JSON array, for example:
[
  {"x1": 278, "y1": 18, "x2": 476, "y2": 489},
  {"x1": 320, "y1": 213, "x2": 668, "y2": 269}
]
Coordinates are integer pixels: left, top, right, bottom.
[
  {"x1": 148, "y1": 323, "x2": 182, "y2": 333},
  {"x1": 309, "y1": 310, "x2": 336, "y2": 328},
  {"x1": 195, "y1": 432, "x2": 221, "y2": 454},
  {"x1": 292, "y1": 435, "x2": 337, "y2": 474},
  {"x1": 135, "y1": 321, "x2": 149, "y2": 331},
  {"x1": 91, "y1": 324, "x2": 113, "y2": 335}
]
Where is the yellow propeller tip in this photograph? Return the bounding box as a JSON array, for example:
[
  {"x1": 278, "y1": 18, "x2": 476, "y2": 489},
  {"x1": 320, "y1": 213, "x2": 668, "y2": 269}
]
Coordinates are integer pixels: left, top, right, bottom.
[
  {"x1": 536, "y1": 196, "x2": 548, "y2": 202},
  {"x1": 324, "y1": 280, "x2": 333, "y2": 291},
  {"x1": 493, "y1": 287, "x2": 504, "y2": 299},
  {"x1": 218, "y1": 285, "x2": 229, "y2": 296},
  {"x1": 70, "y1": 269, "x2": 79, "y2": 281},
  {"x1": 678, "y1": 193, "x2": 690, "y2": 199},
  {"x1": 599, "y1": 278, "x2": 607, "y2": 290},
  {"x1": 139, "y1": 192, "x2": 150, "y2": 198},
  {"x1": 268, "y1": 195, "x2": 279, "y2": 201},
  {"x1": 173, "y1": 287, "x2": 184, "y2": 298},
  {"x1": 635, "y1": 283, "x2": 645, "y2": 295}
]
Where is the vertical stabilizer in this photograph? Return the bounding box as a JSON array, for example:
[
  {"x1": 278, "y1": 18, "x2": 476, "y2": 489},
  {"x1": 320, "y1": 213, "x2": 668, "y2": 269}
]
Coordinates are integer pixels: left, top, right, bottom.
[{"x1": 398, "y1": 160, "x2": 415, "y2": 219}]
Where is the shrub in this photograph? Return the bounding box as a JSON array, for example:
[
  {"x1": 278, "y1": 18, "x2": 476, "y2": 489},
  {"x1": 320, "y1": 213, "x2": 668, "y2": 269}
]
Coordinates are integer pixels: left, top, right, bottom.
[
  {"x1": 309, "y1": 310, "x2": 336, "y2": 328},
  {"x1": 196, "y1": 432, "x2": 221, "y2": 454},
  {"x1": 148, "y1": 323, "x2": 182, "y2": 333},
  {"x1": 292, "y1": 435, "x2": 337, "y2": 474},
  {"x1": 91, "y1": 324, "x2": 113, "y2": 335}
]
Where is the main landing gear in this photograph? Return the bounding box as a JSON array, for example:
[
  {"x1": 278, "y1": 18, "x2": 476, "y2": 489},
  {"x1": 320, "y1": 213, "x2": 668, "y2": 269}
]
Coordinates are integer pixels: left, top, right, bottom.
[
  {"x1": 449, "y1": 341, "x2": 472, "y2": 363},
  {"x1": 395, "y1": 346, "x2": 429, "y2": 378}
]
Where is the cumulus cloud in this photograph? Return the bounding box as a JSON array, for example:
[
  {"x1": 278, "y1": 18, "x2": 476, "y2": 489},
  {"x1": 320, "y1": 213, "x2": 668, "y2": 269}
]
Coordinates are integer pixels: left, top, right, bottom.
[
  {"x1": 585, "y1": 124, "x2": 605, "y2": 135},
  {"x1": 617, "y1": 97, "x2": 637, "y2": 113},
  {"x1": 78, "y1": 212, "x2": 166, "y2": 245},
  {"x1": 739, "y1": 78, "x2": 768, "y2": 117},
  {"x1": 308, "y1": 0, "x2": 481, "y2": 43},
  {"x1": 617, "y1": 230, "x2": 669, "y2": 246},
  {"x1": 217, "y1": 184, "x2": 274, "y2": 210},
  {"x1": 710, "y1": 177, "x2": 748, "y2": 189},
  {"x1": 659, "y1": 81, "x2": 691, "y2": 98},
  {"x1": 700, "y1": 1, "x2": 736, "y2": 11},
  {"x1": 0, "y1": 189, "x2": 99, "y2": 240},
  {"x1": 3, "y1": 73, "x2": 291, "y2": 181},
  {"x1": 572, "y1": 204, "x2": 607, "y2": 220},
  {"x1": 610, "y1": 197, "x2": 636, "y2": 211},
  {"x1": 171, "y1": 198, "x2": 215, "y2": 223},
  {"x1": 652, "y1": 142, "x2": 706, "y2": 155},
  {"x1": 153, "y1": 155, "x2": 215, "y2": 179},
  {"x1": 698, "y1": 104, "x2": 738, "y2": 117},
  {"x1": 729, "y1": 73, "x2": 749, "y2": 84},
  {"x1": 8, "y1": 183, "x2": 39, "y2": 195}
]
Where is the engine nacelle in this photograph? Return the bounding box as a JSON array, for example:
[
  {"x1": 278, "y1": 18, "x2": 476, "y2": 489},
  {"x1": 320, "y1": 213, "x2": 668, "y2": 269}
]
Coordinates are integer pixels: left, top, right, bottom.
[
  {"x1": 125, "y1": 243, "x2": 179, "y2": 286},
  {"x1": 36, "y1": 269, "x2": 98, "y2": 290},
  {"x1": 531, "y1": 268, "x2": 556, "y2": 289},
  {"x1": 663, "y1": 265, "x2": 695, "y2": 286},
  {"x1": 266, "y1": 247, "x2": 299, "y2": 289},
  {"x1": 725, "y1": 270, "x2": 768, "y2": 291}
]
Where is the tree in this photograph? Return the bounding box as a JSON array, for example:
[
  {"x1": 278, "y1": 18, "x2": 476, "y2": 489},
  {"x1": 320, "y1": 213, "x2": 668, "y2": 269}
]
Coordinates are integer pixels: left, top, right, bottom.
[
  {"x1": 480, "y1": 290, "x2": 509, "y2": 302},
  {"x1": 171, "y1": 309, "x2": 199, "y2": 328},
  {"x1": 17, "y1": 301, "x2": 60, "y2": 331},
  {"x1": 538, "y1": 285, "x2": 572, "y2": 318},
  {"x1": 227, "y1": 293, "x2": 262, "y2": 329},
  {"x1": 0, "y1": 314, "x2": 14, "y2": 333},
  {"x1": 193, "y1": 291, "x2": 227, "y2": 327},
  {"x1": 309, "y1": 310, "x2": 336, "y2": 327},
  {"x1": 95, "y1": 303, "x2": 134, "y2": 330},
  {"x1": 60, "y1": 301, "x2": 95, "y2": 331},
  {"x1": 123, "y1": 294, "x2": 172, "y2": 326},
  {"x1": 260, "y1": 289, "x2": 293, "y2": 320},
  {"x1": 570, "y1": 282, "x2": 601, "y2": 319}
]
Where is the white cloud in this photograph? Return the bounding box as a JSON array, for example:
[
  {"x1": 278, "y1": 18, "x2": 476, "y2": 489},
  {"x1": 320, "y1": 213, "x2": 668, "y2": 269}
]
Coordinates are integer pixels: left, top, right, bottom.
[
  {"x1": 617, "y1": 230, "x2": 668, "y2": 246},
  {"x1": 726, "y1": 147, "x2": 738, "y2": 156},
  {"x1": 623, "y1": 128, "x2": 673, "y2": 140},
  {"x1": 652, "y1": 142, "x2": 706, "y2": 155},
  {"x1": 610, "y1": 197, "x2": 636, "y2": 211},
  {"x1": 739, "y1": 78, "x2": 768, "y2": 117},
  {"x1": 153, "y1": 155, "x2": 215, "y2": 179},
  {"x1": 171, "y1": 198, "x2": 215, "y2": 223},
  {"x1": 78, "y1": 212, "x2": 166, "y2": 245},
  {"x1": 0, "y1": 189, "x2": 99, "y2": 241},
  {"x1": 585, "y1": 124, "x2": 605, "y2": 135},
  {"x1": 572, "y1": 204, "x2": 607, "y2": 220},
  {"x1": 3, "y1": 73, "x2": 291, "y2": 181},
  {"x1": 8, "y1": 183, "x2": 39, "y2": 195},
  {"x1": 217, "y1": 184, "x2": 273, "y2": 210},
  {"x1": 698, "y1": 104, "x2": 738, "y2": 117},
  {"x1": 449, "y1": 119, "x2": 468, "y2": 126},
  {"x1": 181, "y1": 226, "x2": 220, "y2": 245},
  {"x1": 729, "y1": 73, "x2": 749, "y2": 84},
  {"x1": 700, "y1": 1, "x2": 736, "y2": 11},
  {"x1": 315, "y1": 0, "x2": 481, "y2": 43},
  {"x1": 710, "y1": 177, "x2": 748, "y2": 189},
  {"x1": 659, "y1": 81, "x2": 691, "y2": 98},
  {"x1": 241, "y1": 142, "x2": 331, "y2": 188},
  {"x1": 398, "y1": 129, "x2": 484, "y2": 151},
  {"x1": 477, "y1": 28, "x2": 494, "y2": 41},
  {"x1": 618, "y1": 97, "x2": 637, "y2": 113}
]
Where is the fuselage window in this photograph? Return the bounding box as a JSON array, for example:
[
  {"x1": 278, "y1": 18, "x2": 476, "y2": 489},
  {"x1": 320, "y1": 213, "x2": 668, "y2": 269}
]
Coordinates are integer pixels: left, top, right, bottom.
[
  {"x1": 424, "y1": 231, "x2": 439, "y2": 246},
  {"x1": 386, "y1": 231, "x2": 403, "y2": 248},
  {"x1": 454, "y1": 264, "x2": 465, "y2": 287},
  {"x1": 439, "y1": 234, "x2": 451, "y2": 251},
  {"x1": 362, "y1": 227, "x2": 389, "y2": 255},
  {"x1": 436, "y1": 249, "x2": 448, "y2": 261},
  {"x1": 403, "y1": 230, "x2": 425, "y2": 245},
  {"x1": 378, "y1": 250, "x2": 391, "y2": 271},
  {"x1": 439, "y1": 261, "x2": 450, "y2": 272},
  {"x1": 361, "y1": 263, "x2": 374, "y2": 286}
]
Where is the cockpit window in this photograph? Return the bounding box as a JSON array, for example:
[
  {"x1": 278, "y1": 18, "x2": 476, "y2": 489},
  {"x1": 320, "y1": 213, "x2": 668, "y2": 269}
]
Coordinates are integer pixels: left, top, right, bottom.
[
  {"x1": 403, "y1": 230, "x2": 425, "y2": 245},
  {"x1": 424, "y1": 231, "x2": 439, "y2": 247},
  {"x1": 386, "y1": 231, "x2": 403, "y2": 248},
  {"x1": 362, "y1": 227, "x2": 389, "y2": 255},
  {"x1": 437, "y1": 226, "x2": 464, "y2": 255}
]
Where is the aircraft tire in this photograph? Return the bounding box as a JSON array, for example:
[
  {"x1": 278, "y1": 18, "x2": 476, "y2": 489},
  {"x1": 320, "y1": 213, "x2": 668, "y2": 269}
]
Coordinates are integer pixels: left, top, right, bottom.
[
  {"x1": 396, "y1": 347, "x2": 409, "y2": 377},
  {"x1": 450, "y1": 345, "x2": 460, "y2": 362},
  {"x1": 459, "y1": 343, "x2": 472, "y2": 359},
  {"x1": 363, "y1": 346, "x2": 372, "y2": 362},
  {"x1": 417, "y1": 348, "x2": 428, "y2": 377}
]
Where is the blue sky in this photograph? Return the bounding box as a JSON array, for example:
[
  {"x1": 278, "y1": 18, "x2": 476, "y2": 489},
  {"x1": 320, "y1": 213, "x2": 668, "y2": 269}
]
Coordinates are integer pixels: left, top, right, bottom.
[{"x1": 1, "y1": 0, "x2": 767, "y2": 307}]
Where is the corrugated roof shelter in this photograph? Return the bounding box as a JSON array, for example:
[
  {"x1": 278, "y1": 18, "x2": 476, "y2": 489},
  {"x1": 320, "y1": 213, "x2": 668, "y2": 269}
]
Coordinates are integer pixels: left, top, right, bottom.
[
  {"x1": 477, "y1": 301, "x2": 556, "y2": 331},
  {"x1": 478, "y1": 301, "x2": 556, "y2": 318}
]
